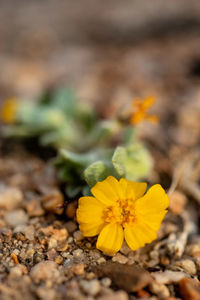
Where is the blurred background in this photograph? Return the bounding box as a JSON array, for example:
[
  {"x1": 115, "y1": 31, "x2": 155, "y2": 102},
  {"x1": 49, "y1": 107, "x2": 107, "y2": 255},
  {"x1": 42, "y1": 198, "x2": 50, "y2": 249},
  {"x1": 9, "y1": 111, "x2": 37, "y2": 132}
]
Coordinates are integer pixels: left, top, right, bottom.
[
  {"x1": 0, "y1": 0, "x2": 200, "y2": 169},
  {"x1": 0, "y1": 3, "x2": 200, "y2": 299}
]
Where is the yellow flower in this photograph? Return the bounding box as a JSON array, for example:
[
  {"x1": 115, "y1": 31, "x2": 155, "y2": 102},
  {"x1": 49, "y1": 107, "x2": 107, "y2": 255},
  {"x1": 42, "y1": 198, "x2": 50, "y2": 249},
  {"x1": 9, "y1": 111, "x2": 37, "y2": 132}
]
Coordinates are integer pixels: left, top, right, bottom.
[
  {"x1": 77, "y1": 176, "x2": 169, "y2": 255},
  {"x1": 1, "y1": 97, "x2": 19, "y2": 124},
  {"x1": 130, "y1": 96, "x2": 158, "y2": 125}
]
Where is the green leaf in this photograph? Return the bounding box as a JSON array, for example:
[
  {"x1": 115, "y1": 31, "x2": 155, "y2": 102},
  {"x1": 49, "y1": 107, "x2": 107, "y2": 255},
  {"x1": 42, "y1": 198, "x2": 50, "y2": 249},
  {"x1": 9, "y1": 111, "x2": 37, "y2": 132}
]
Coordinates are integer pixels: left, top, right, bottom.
[
  {"x1": 112, "y1": 146, "x2": 126, "y2": 177},
  {"x1": 125, "y1": 144, "x2": 153, "y2": 181},
  {"x1": 112, "y1": 144, "x2": 152, "y2": 181},
  {"x1": 84, "y1": 161, "x2": 110, "y2": 187},
  {"x1": 52, "y1": 88, "x2": 76, "y2": 115},
  {"x1": 59, "y1": 149, "x2": 96, "y2": 168}
]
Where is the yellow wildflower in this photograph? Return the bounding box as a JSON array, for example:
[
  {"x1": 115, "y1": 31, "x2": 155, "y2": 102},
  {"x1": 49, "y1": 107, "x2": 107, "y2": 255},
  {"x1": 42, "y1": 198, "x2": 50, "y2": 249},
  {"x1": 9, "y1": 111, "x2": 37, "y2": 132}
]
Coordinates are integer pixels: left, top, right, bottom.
[
  {"x1": 1, "y1": 97, "x2": 19, "y2": 124},
  {"x1": 77, "y1": 176, "x2": 169, "y2": 255},
  {"x1": 130, "y1": 96, "x2": 158, "y2": 125}
]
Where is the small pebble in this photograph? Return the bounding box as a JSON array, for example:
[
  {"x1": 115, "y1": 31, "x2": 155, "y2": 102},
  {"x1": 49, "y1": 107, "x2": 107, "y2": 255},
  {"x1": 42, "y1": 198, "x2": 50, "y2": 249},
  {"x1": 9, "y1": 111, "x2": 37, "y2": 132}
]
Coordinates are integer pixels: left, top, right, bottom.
[
  {"x1": 73, "y1": 249, "x2": 83, "y2": 257},
  {"x1": 89, "y1": 250, "x2": 101, "y2": 260},
  {"x1": 41, "y1": 190, "x2": 64, "y2": 215},
  {"x1": 150, "y1": 250, "x2": 159, "y2": 260},
  {"x1": 169, "y1": 191, "x2": 187, "y2": 215},
  {"x1": 55, "y1": 255, "x2": 63, "y2": 265},
  {"x1": 186, "y1": 244, "x2": 200, "y2": 257},
  {"x1": 120, "y1": 243, "x2": 131, "y2": 256},
  {"x1": 97, "y1": 257, "x2": 106, "y2": 264},
  {"x1": 13, "y1": 249, "x2": 20, "y2": 255},
  {"x1": 67, "y1": 237, "x2": 73, "y2": 243},
  {"x1": 73, "y1": 230, "x2": 83, "y2": 241},
  {"x1": 65, "y1": 201, "x2": 77, "y2": 218},
  {"x1": 150, "y1": 281, "x2": 170, "y2": 299},
  {"x1": 179, "y1": 277, "x2": 200, "y2": 300},
  {"x1": 175, "y1": 259, "x2": 197, "y2": 275},
  {"x1": 30, "y1": 261, "x2": 60, "y2": 282},
  {"x1": 85, "y1": 272, "x2": 96, "y2": 280},
  {"x1": 0, "y1": 186, "x2": 23, "y2": 210},
  {"x1": 86, "y1": 242, "x2": 92, "y2": 249},
  {"x1": 26, "y1": 199, "x2": 44, "y2": 217},
  {"x1": 80, "y1": 279, "x2": 101, "y2": 296},
  {"x1": 160, "y1": 256, "x2": 170, "y2": 266},
  {"x1": 152, "y1": 270, "x2": 186, "y2": 284},
  {"x1": 66, "y1": 221, "x2": 77, "y2": 233},
  {"x1": 194, "y1": 257, "x2": 200, "y2": 271},
  {"x1": 112, "y1": 253, "x2": 128, "y2": 264},
  {"x1": 25, "y1": 225, "x2": 35, "y2": 240},
  {"x1": 136, "y1": 290, "x2": 151, "y2": 298},
  {"x1": 9, "y1": 264, "x2": 27, "y2": 277},
  {"x1": 5, "y1": 209, "x2": 28, "y2": 227},
  {"x1": 36, "y1": 287, "x2": 57, "y2": 300},
  {"x1": 101, "y1": 277, "x2": 112, "y2": 287},
  {"x1": 127, "y1": 256, "x2": 135, "y2": 265},
  {"x1": 10, "y1": 252, "x2": 19, "y2": 264},
  {"x1": 64, "y1": 258, "x2": 72, "y2": 268},
  {"x1": 71, "y1": 263, "x2": 85, "y2": 275},
  {"x1": 98, "y1": 291, "x2": 129, "y2": 300}
]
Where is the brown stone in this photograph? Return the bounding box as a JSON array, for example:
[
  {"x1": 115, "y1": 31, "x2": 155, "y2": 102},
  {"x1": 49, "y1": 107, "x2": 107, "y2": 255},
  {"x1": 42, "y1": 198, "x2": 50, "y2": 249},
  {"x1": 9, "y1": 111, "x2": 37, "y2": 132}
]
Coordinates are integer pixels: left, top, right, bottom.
[
  {"x1": 169, "y1": 191, "x2": 187, "y2": 215},
  {"x1": 41, "y1": 190, "x2": 64, "y2": 215},
  {"x1": 71, "y1": 263, "x2": 85, "y2": 275},
  {"x1": 160, "y1": 256, "x2": 170, "y2": 266},
  {"x1": 136, "y1": 289, "x2": 151, "y2": 298},
  {"x1": 98, "y1": 291, "x2": 129, "y2": 300},
  {"x1": 95, "y1": 262, "x2": 152, "y2": 292},
  {"x1": 38, "y1": 225, "x2": 68, "y2": 251},
  {"x1": 65, "y1": 201, "x2": 77, "y2": 219},
  {"x1": 179, "y1": 278, "x2": 200, "y2": 300},
  {"x1": 30, "y1": 261, "x2": 60, "y2": 282},
  {"x1": 26, "y1": 199, "x2": 45, "y2": 217},
  {"x1": 0, "y1": 186, "x2": 23, "y2": 210}
]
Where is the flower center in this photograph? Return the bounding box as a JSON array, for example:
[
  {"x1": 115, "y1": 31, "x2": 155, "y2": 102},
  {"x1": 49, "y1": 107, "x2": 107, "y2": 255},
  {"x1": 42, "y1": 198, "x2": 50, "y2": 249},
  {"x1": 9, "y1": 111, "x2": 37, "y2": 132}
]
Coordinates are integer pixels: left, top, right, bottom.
[{"x1": 103, "y1": 199, "x2": 136, "y2": 227}]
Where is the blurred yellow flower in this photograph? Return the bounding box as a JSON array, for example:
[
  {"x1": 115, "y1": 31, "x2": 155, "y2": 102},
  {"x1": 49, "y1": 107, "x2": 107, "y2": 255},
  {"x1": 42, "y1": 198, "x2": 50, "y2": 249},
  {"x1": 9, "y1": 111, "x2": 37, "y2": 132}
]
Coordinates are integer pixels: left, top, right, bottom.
[
  {"x1": 1, "y1": 97, "x2": 19, "y2": 124},
  {"x1": 77, "y1": 176, "x2": 169, "y2": 255},
  {"x1": 130, "y1": 96, "x2": 158, "y2": 125}
]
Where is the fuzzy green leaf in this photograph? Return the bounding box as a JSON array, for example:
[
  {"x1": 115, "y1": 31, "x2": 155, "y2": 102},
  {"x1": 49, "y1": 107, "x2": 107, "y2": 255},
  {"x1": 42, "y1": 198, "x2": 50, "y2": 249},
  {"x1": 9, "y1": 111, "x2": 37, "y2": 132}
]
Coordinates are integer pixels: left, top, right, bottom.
[
  {"x1": 125, "y1": 144, "x2": 153, "y2": 181},
  {"x1": 112, "y1": 146, "x2": 126, "y2": 177},
  {"x1": 112, "y1": 144, "x2": 152, "y2": 181},
  {"x1": 84, "y1": 161, "x2": 110, "y2": 187}
]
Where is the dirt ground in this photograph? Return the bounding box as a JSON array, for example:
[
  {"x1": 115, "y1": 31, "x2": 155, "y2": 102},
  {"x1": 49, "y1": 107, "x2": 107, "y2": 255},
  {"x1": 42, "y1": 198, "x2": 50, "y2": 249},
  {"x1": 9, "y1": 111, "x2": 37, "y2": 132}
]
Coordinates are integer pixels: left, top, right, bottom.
[{"x1": 0, "y1": 1, "x2": 200, "y2": 300}]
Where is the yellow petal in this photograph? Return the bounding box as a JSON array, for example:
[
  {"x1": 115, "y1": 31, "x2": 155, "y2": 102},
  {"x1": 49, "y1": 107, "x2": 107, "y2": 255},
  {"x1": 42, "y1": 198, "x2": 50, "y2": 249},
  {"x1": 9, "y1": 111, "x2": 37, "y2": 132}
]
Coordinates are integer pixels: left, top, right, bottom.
[
  {"x1": 119, "y1": 178, "x2": 128, "y2": 196},
  {"x1": 138, "y1": 211, "x2": 168, "y2": 231},
  {"x1": 145, "y1": 115, "x2": 159, "y2": 124},
  {"x1": 1, "y1": 98, "x2": 19, "y2": 124},
  {"x1": 96, "y1": 223, "x2": 124, "y2": 255},
  {"x1": 78, "y1": 196, "x2": 105, "y2": 210},
  {"x1": 119, "y1": 178, "x2": 147, "y2": 201},
  {"x1": 79, "y1": 222, "x2": 105, "y2": 237},
  {"x1": 142, "y1": 96, "x2": 156, "y2": 110},
  {"x1": 91, "y1": 176, "x2": 119, "y2": 205},
  {"x1": 124, "y1": 224, "x2": 157, "y2": 251},
  {"x1": 135, "y1": 184, "x2": 169, "y2": 214},
  {"x1": 130, "y1": 112, "x2": 145, "y2": 124},
  {"x1": 77, "y1": 196, "x2": 105, "y2": 237},
  {"x1": 127, "y1": 181, "x2": 147, "y2": 200},
  {"x1": 105, "y1": 176, "x2": 124, "y2": 200}
]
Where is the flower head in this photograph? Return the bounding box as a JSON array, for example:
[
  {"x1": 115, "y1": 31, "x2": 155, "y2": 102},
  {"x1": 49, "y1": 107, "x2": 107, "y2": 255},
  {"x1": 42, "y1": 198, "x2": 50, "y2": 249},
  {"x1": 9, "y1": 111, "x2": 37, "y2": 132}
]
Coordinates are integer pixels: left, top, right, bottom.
[
  {"x1": 130, "y1": 96, "x2": 158, "y2": 125},
  {"x1": 1, "y1": 97, "x2": 19, "y2": 124},
  {"x1": 77, "y1": 176, "x2": 169, "y2": 255}
]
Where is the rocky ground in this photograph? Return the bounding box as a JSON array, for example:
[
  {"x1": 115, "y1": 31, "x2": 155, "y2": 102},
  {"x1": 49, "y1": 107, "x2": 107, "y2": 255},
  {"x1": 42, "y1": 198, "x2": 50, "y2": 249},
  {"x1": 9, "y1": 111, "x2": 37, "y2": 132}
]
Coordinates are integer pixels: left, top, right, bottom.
[
  {"x1": 0, "y1": 1, "x2": 200, "y2": 299},
  {"x1": 0, "y1": 141, "x2": 200, "y2": 300}
]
